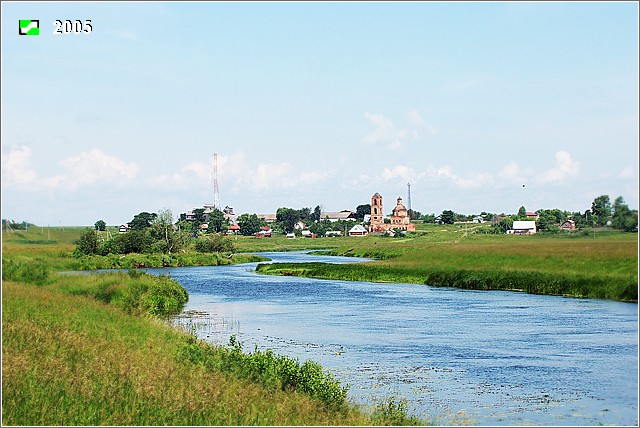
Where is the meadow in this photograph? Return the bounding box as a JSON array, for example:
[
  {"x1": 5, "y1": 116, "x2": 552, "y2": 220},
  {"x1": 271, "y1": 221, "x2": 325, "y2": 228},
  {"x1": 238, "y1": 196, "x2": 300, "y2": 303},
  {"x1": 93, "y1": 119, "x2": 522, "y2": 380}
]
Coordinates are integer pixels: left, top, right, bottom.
[
  {"x1": 252, "y1": 225, "x2": 638, "y2": 302},
  {"x1": 2, "y1": 227, "x2": 422, "y2": 425}
]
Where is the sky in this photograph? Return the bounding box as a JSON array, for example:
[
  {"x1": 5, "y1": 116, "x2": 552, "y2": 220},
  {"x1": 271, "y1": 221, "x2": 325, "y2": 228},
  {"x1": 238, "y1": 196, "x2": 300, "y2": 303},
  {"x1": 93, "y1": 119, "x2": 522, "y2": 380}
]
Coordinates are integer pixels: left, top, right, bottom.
[{"x1": 2, "y1": 1, "x2": 638, "y2": 226}]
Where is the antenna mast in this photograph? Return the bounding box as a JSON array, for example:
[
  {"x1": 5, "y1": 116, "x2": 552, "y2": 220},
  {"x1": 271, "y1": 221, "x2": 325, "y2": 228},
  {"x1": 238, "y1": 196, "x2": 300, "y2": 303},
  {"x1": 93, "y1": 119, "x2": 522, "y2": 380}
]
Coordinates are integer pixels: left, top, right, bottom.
[
  {"x1": 213, "y1": 153, "x2": 221, "y2": 210},
  {"x1": 407, "y1": 182, "x2": 412, "y2": 218}
]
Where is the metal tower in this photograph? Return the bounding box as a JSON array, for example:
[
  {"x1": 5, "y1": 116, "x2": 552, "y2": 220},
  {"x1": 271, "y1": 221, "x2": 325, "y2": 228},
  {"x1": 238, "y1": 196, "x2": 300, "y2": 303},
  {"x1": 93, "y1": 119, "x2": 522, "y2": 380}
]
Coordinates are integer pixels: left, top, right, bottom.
[
  {"x1": 213, "y1": 153, "x2": 221, "y2": 210},
  {"x1": 407, "y1": 182, "x2": 412, "y2": 218}
]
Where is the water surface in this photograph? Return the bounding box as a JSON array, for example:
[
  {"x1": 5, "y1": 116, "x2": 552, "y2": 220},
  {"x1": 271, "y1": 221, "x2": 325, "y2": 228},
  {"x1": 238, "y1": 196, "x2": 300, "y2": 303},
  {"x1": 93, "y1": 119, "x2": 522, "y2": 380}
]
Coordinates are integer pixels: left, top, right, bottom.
[{"x1": 151, "y1": 251, "x2": 637, "y2": 425}]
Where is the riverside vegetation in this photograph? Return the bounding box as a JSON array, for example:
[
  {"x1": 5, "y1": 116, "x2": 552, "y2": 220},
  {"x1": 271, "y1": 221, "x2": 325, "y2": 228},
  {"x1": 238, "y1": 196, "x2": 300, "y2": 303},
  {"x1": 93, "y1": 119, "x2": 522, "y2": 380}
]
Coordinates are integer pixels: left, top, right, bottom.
[
  {"x1": 2, "y1": 227, "x2": 422, "y2": 425},
  {"x1": 253, "y1": 225, "x2": 638, "y2": 302}
]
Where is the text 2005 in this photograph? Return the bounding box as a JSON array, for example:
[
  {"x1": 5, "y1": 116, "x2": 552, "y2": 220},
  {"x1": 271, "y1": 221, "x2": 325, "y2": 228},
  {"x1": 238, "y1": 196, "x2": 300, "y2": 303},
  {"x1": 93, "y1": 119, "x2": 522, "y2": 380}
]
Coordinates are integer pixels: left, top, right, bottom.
[{"x1": 53, "y1": 20, "x2": 92, "y2": 34}]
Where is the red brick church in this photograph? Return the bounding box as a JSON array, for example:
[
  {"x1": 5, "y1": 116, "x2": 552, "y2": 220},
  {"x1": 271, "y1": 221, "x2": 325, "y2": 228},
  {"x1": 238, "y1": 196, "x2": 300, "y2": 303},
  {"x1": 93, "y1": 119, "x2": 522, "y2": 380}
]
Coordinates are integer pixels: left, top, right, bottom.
[{"x1": 369, "y1": 193, "x2": 416, "y2": 233}]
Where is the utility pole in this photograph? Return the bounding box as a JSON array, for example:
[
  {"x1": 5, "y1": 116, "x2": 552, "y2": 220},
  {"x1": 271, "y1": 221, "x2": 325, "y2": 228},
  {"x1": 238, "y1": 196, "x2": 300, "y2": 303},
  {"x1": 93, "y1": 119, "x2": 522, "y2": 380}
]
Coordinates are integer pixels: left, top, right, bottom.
[
  {"x1": 407, "y1": 182, "x2": 412, "y2": 219},
  {"x1": 213, "y1": 153, "x2": 221, "y2": 211}
]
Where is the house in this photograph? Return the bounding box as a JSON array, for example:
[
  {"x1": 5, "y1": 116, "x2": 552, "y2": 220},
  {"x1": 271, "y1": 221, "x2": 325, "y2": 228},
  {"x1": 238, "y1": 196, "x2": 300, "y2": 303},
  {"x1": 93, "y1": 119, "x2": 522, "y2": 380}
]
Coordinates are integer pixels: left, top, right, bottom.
[
  {"x1": 325, "y1": 230, "x2": 342, "y2": 237},
  {"x1": 255, "y1": 226, "x2": 272, "y2": 238},
  {"x1": 348, "y1": 224, "x2": 368, "y2": 237},
  {"x1": 285, "y1": 233, "x2": 295, "y2": 239},
  {"x1": 560, "y1": 220, "x2": 576, "y2": 231},
  {"x1": 526, "y1": 211, "x2": 540, "y2": 221},
  {"x1": 301, "y1": 230, "x2": 312, "y2": 237},
  {"x1": 257, "y1": 214, "x2": 277, "y2": 223},
  {"x1": 321, "y1": 210, "x2": 357, "y2": 222},
  {"x1": 227, "y1": 224, "x2": 240, "y2": 235},
  {"x1": 472, "y1": 216, "x2": 485, "y2": 223},
  {"x1": 294, "y1": 221, "x2": 306, "y2": 230},
  {"x1": 507, "y1": 221, "x2": 537, "y2": 235},
  {"x1": 118, "y1": 224, "x2": 130, "y2": 234}
]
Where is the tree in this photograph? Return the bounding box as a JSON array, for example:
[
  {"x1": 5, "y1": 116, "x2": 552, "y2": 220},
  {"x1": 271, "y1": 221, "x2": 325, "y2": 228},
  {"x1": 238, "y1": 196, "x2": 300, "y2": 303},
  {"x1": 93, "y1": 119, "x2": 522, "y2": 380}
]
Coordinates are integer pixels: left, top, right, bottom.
[
  {"x1": 440, "y1": 210, "x2": 456, "y2": 225},
  {"x1": 591, "y1": 195, "x2": 612, "y2": 226},
  {"x1": 517, "y1": 206, "x2": 527, "y2": 218},
  {"x1": 276, "y1": 207, "x2": 300, "y2": 233},
  {"x1": 192, "y1": 208, "x2": 207, "y2": 225},
  {"x1": 422, "y1": 213, "x2": 436, "y2": 224},
  {"x1": 94, "y1": 219, "x2": 106, "y2": 231},
  {"x1": 310, "y1": 217, "x2": 333, "y2": 236},
  {"x1": 130, "y1": 212, "x2": 157, "y2": 230},
  {"x1": 312, "y1": 205, "x2": 322, "y2": 223},
  {"x1": 207, "y1": 208, "x2": 228, "y2": 233},
  {"x1": 74, "y1": 229, "x2": 99, "y2": 255},
  {"x1": 355, "y1": 204, "x2": 371, "y2": 220},
  {"x1": 150, "y1": 208, "x2": 182, "y2": 254},
  {"x1": 194, "y1": 234, "x2": 235, "y2": 253},
  {"x1": 612, "y1": 196, "x2": 638, "y2": 232},
  {"x1": 493, "y1": 217, "x2": 513, "y2": 234},
  {"x1": 237, "y1": 213, "x2": 263, "y2": 236}
]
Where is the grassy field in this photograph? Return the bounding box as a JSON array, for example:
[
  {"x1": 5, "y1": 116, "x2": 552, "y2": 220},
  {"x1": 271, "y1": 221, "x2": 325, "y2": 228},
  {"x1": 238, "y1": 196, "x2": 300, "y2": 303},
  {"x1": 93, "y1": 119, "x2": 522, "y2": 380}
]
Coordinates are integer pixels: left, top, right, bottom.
[
  {"x1": 2, "y1": 227, "x2": 423, "y2": 425},
  {"x1": 248, "y1": 225, "x2": 638, "y2": 302},
  {"x1": 2, "y1": 278, "x2": 422, "y2": 425}
]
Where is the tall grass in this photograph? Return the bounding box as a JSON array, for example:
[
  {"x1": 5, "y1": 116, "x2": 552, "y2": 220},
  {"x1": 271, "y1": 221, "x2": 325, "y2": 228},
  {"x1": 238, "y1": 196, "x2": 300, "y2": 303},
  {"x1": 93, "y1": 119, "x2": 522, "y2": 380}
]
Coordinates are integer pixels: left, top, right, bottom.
[{"x1": 3, "y1": 272, "x2": 424, "y2": 425}]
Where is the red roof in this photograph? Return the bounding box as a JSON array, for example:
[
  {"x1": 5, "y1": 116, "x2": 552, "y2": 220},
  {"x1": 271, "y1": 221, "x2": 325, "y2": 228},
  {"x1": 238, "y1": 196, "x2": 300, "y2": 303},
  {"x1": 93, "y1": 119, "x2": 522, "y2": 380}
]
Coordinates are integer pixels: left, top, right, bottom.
[{"x1": 229, "y1": 224, "x2": 240, "y2": 230}]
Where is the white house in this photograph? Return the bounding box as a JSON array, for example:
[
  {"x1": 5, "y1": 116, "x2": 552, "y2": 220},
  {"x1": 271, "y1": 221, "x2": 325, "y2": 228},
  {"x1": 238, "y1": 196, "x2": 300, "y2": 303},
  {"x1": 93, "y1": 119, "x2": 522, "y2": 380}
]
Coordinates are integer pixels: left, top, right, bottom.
[
  {"x1": 508, "y1": 221, "x2": 537, "y2": 235},
  {"x1": 348, "y1": 224, "x2": 368, "y2": 237}
]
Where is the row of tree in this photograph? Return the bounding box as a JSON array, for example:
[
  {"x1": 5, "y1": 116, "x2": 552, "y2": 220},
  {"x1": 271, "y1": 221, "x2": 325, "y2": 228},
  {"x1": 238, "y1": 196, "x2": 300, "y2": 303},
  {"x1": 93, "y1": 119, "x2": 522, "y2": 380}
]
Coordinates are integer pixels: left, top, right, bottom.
[{"x1": 432, "y1": 194, "x2": 637, "y2": 233}]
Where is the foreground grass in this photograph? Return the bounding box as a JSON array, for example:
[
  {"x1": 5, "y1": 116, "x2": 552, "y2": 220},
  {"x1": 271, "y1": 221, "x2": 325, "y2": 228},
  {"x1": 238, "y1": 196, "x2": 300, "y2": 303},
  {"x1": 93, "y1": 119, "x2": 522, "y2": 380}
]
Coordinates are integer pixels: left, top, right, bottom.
[{"x1": 2, "y1": 275, "x2": 423, "y2": 426}]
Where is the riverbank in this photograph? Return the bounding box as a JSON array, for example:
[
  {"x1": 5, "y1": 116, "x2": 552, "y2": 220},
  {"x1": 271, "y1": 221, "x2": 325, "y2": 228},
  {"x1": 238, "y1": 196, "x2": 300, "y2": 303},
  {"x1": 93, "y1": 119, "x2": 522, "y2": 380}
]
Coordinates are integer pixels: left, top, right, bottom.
[
  {"x1": 2, "y1": 270, "x2": 422, "y2": 425},
  {"x1": 253, "y1": 231, "x2": 638, "y2": 302}
]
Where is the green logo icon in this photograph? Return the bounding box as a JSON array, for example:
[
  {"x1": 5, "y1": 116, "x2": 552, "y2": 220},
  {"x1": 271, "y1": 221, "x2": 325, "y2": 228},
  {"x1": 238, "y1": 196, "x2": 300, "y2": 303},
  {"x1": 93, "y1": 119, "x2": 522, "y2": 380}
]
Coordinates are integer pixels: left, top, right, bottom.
[{"x1": 19, "y1": 20, "x2": 39, "y2": 36}]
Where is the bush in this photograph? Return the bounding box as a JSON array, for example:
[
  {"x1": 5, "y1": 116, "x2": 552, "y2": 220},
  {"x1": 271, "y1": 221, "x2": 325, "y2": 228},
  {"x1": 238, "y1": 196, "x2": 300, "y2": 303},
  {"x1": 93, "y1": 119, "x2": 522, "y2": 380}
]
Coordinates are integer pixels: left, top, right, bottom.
[
  {"x1": 194, "y1": 234, "x2": 235, "y2": 253},
  {"x1": 73, "y1": 229, "x2": 99, "y2": 256},
  {"x1": 178, "y1": 335, "x2": 348, "y2": 410},
  {"x1": 2, "y1": 258, "x2": 52, "y2": 285}
]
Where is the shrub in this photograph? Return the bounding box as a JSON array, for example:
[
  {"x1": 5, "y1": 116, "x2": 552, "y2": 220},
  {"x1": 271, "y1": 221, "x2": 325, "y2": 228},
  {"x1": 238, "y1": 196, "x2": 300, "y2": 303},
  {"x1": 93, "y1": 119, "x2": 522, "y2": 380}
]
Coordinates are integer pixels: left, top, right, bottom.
[
  {"x1": 2, "y1": 258, "x2": 52, "y2": 285},
  {"x1": 194, "y1": 234, "x2": 235, "y2": 253},
  {"x1": 178, "y1": 335, "x2": 348, "y2": 410}
]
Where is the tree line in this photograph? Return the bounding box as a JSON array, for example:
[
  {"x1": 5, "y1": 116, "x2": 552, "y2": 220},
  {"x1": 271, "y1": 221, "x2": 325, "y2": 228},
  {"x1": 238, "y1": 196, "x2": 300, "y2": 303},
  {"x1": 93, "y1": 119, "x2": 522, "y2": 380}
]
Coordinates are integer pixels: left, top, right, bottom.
[{"x1": 433, "y1": 194, "x2": 637, "y2": 233}]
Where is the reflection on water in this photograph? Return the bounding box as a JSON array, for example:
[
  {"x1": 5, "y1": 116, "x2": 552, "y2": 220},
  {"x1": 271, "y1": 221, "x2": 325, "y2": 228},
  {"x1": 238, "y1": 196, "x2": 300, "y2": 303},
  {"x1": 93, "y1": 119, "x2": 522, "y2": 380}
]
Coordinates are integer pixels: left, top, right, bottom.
[{"x1": 152, "y1": 251, "x2": 638, "y2": 426}]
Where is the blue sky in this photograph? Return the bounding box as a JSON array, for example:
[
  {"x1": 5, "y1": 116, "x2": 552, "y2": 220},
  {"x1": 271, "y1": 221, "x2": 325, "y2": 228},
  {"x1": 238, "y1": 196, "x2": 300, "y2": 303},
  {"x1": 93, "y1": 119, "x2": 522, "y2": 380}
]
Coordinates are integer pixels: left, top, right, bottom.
[{"x1": 2, "y1": 1, "x2": 638, "y2": 226}]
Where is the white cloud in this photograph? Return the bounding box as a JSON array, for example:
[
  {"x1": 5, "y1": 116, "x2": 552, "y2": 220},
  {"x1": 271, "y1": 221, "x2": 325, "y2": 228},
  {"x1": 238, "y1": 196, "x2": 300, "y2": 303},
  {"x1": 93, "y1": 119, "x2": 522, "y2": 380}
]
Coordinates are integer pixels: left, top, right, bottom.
[
  {"x1": 1, "y1": 147, "x2": 140, "y2": 192},
  {"x1": 382, "y1": 165, "x2": 417, "y2": 182},
  {"x1": 406, "y1": 110, "x2": 436, "y2": 135},
  {"x1": 362, "y1": 113, "x2": 407, "y2": 150},
  {"x1": 58, "y1": 149, "x2": 140, "y2": 189},
  {"x1": 538, "y1": 150, "x2": 580, "y2": 183},
  {"x1": 618, "y1": 167, "x2": 635, "y2": 179},
  {"x1": 1, "y1": 146, "x2": 38, "y2": 186},
  {"x1": 435, "y1": 165, "x2": 493, "y2": 189}
]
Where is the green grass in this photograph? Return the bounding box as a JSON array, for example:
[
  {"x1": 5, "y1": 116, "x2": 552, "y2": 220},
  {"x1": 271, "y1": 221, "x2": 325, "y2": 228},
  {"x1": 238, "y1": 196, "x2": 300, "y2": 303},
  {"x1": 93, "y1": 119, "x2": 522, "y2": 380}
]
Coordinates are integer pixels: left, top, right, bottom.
[
  {"x1": 2, "y1": 275, "x2": 424, "y2": 426},
  {"x1": 2, "y1": 228, "x2": 425, "y2": 425},
  {"x1": 253, "y1": 225, "x2": 638, "y2": 302}
]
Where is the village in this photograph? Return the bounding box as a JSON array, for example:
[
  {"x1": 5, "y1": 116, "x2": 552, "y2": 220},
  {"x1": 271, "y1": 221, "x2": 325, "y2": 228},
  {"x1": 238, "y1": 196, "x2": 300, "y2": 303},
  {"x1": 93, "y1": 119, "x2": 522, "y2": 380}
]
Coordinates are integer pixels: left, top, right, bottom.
[{"x1": 115, "y1": 191, "x2": 579, "y2": 239}]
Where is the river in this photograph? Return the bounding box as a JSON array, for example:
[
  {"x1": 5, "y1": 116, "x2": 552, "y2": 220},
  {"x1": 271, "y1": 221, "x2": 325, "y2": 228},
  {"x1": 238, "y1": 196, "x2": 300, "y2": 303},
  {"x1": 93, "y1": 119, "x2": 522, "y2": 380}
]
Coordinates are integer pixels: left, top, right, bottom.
[{"x1": 147, "y1": 251, "x2": 637, "y2": 425}]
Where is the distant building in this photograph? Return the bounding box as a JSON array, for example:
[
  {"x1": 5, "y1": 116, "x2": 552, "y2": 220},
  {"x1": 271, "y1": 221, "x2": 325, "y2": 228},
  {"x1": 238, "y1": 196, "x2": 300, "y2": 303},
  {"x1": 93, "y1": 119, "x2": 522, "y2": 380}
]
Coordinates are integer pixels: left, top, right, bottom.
[
  {"x1": 321, "y1": 210, "x2": 357, "y2": 222},
  {"x1": 507, "y1": 221, "x2": 537, "y2": 235},
  {"x1": 560, "y1": 220, "x2": 576, "y2": 231},
  {"x1": 257, "y1": 214, "x2": 277, "y2": 223},
  {"x1": 526, "y1": 211, "x2": 539, "y2": 220},
  {"x1": 369, "y1": 193, "x2": 415, "y2": 233},
  {"x1": 348, "y1": 224, "x2": 368, "y2": 236}
]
